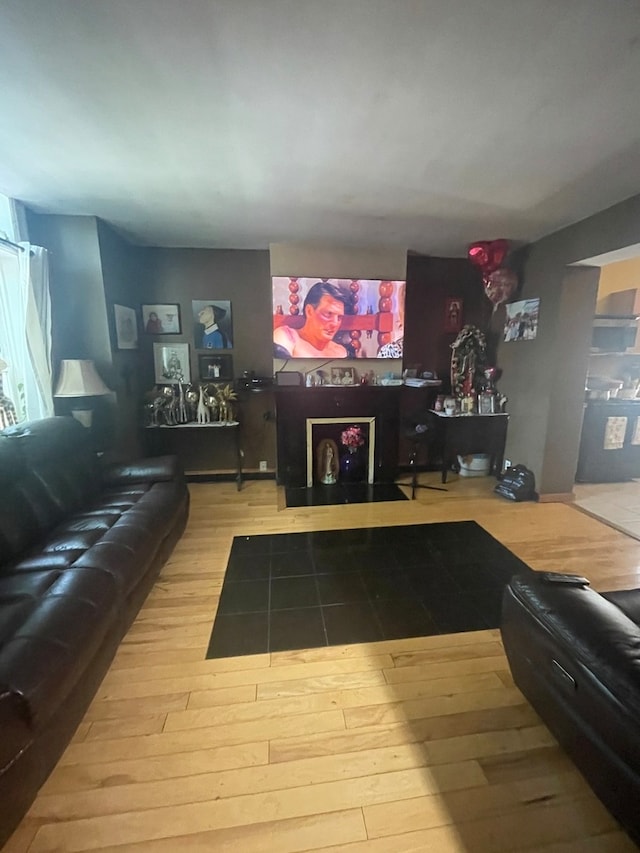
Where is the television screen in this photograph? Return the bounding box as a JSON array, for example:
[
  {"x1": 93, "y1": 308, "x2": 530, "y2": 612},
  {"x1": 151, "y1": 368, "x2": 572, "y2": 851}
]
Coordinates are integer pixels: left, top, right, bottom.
[{"x1": 272, "y1": 277, "x2": 405, "y2": 359}]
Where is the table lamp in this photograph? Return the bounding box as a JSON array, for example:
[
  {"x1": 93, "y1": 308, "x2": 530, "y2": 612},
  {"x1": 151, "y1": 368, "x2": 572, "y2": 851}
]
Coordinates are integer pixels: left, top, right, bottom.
[{"x1": 53, "y1": 359, "x2": 111, "y2": 427}]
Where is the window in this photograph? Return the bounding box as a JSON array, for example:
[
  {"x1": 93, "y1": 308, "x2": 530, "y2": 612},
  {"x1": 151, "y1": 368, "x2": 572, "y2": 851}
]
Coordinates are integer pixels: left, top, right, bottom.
[{"x1": 0, "y1": 194, "x2": 53, "y2": 424}]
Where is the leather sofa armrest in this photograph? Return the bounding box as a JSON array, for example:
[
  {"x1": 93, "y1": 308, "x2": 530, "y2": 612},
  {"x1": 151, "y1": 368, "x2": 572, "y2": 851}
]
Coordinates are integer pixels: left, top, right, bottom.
[
  {"x1": 503, "y1": 574, "x2": 640, "y2": 717},
  {"x1": 101, "y1": 455, "x2": 184, "y2": 486}
]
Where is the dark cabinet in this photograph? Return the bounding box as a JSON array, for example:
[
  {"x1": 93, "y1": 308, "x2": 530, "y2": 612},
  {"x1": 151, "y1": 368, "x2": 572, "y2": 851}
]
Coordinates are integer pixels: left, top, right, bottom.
[
  {"x1": 274, "y1": 387, "x2": 401, "y2": 487},
  {"x1": 576, "y1": 401, "x2": 640, "y2": 482}
]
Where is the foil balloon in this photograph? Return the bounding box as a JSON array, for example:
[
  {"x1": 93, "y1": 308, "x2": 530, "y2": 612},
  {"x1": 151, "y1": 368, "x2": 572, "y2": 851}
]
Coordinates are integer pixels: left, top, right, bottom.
[
  {"x1": 468, "y1": 241, "x2": 491, "y2": 269},
  {"x1": 468, "y1": 239, "x2": 510, "y2": 275},
  {"x1": 483, "y1": 267, "x2": 517, "y2": 310},
  {"x1": 486, "y1": 239, "x2": 509, "y2": 274}
]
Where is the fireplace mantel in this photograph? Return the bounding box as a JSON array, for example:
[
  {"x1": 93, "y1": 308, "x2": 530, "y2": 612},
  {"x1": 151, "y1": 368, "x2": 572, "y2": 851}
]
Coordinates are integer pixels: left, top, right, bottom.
[{"x1": 274, "y1": 386, "x2": 401, "y2": 487}]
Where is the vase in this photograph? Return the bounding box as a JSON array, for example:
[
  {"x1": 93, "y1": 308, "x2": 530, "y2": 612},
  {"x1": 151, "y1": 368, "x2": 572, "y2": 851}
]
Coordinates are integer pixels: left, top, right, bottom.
[{"x1": 340, "y1": 446, "x2": 366, "y2": 482}]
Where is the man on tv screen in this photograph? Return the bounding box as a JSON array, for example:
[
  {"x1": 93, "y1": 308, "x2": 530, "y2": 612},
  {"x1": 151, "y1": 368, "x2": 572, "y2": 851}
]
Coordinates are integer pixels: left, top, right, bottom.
[{"x1": 273, "y1": 282, "x2": 348, "y2": 358}]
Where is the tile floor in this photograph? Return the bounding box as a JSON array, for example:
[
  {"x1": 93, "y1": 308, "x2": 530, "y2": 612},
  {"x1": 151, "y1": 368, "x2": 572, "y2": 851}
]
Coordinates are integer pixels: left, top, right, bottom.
[
  {"x1": 206, "y1": 521, "x2": 531, "y2": 658},
  {"x1": 573, "y1": 479, "x2": 640, "y2": 541}
]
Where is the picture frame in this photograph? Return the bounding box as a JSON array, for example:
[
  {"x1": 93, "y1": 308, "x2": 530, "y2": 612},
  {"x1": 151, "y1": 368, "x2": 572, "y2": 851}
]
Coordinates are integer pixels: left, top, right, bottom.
[
  {"x1": 478, "y1": 393, "x2": 495, "y2": 415},
  {"x1": 153, "y1": 343, "x2": 191, "y2": 384},
  {"x1": 198, "y1": 354, "x2": 233, "y2": 382},
  {"x1": 141, "y1": 303, "x2": 181, "y2": 335},
  {"x1": 330, "y1": 366, "x2": 356, "y2": 386},
  {"x1": 444, "y1": 297, "x2": 463, "y2": 333},
  {"x1": 113, "y1": 304, "x2": 138, "y2": 350},
  {"x1": 192, "y1": 300, "x2": 233, "y2": 350},
  {"x1": 504, "y1": 298, "x2": 540, "y2": 342}
]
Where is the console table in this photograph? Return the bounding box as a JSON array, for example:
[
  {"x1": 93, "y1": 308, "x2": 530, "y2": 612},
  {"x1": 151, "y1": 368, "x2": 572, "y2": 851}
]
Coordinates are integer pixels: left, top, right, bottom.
[
  {"x1": 144, "y1": 422, "x2": 243, "y2": 489},
  {"x1": 427, "y1": 410, "x2": 509, "y2": 483}
]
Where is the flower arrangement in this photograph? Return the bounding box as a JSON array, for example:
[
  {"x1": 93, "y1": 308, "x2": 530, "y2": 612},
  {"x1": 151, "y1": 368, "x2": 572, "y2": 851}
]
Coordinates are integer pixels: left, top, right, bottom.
[{"x1": 341, "y1": 425, "x2": 365, "y2": 449}]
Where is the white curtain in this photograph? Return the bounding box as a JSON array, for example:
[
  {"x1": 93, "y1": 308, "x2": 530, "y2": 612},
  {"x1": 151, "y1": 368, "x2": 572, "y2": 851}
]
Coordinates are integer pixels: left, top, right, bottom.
[{"x1": 0, "y1": 242, "x2": 53, "y2": 422}]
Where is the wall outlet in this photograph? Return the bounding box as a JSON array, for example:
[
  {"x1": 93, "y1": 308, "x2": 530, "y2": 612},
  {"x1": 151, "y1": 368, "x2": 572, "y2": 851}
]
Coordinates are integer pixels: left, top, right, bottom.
[
  {"x1": 504, "y1": 459, "x2": 512, "y2": 470},
  {"x1": 259, "y1": 460, "x2": 268, "y2": 472}
]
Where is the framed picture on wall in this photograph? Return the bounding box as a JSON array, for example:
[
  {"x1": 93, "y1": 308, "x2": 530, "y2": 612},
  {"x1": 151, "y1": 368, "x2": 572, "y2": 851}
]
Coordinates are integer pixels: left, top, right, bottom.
[
  {"x1": 153, "y1": 343, "x2": 191, "y2": 384},
  {"x1": 113, "y1": 304, "x2": 138, "y2": 350},
  {"x1": 444, "y1": 297, "x2": 463, "y2": 333},
  {"x1": 504, "y1": 298, "x2": 540, "y2": 342},
  {"x1": 192, "y1": 300, "x2": 233, "y2": 349},
  {"x1": 198, "y1": 354, "x2": 233, "y2": 382},
  {"x1": 141, "y1": 304, "x2": 181, "y2": 335}
]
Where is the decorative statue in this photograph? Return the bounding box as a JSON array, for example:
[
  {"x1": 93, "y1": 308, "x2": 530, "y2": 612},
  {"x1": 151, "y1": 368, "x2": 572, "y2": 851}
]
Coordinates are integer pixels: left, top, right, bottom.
[
  {"x1": 450, "y1": 325, "x2": 487, "y2": 399},
  {"x1": 203, "y1": 385, "x2": 219, "y2": 420},
  {"x1": 176, "y1": 383, "x2": 188, "y2": 423},
  {"x1": 185, "y1": 386, "x2": 199, "y2": 421},
  {"x1": 316, "y1": 438, "x2": 339, "y2": 485},
  {"x1": 214, "y1": 383, "x2": 237, "y2": 422},
  {"x1": 197, "y1": 386, "x2": 210, "y2": 424}
]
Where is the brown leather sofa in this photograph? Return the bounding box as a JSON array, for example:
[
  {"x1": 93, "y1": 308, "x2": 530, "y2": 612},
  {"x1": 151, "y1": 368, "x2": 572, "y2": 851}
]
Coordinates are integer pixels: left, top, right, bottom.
[
  {"x1": 0, "y1": 416, "x2": 189, "y2": 846},
  {"x1": 501, "y1": 573, "x2": 640, "y2": 846}
]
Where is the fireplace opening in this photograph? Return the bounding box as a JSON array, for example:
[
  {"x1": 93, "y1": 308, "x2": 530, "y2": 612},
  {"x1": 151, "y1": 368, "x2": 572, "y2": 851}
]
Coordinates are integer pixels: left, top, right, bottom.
[{"x1": 306, "y1": 417, "x2": 376, "y2": 486}]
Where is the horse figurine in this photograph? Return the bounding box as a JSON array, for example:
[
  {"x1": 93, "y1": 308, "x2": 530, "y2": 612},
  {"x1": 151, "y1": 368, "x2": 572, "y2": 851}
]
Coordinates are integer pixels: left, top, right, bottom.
[{"x1": 197, "y1": 385, "x2": 210, "y2": 424}]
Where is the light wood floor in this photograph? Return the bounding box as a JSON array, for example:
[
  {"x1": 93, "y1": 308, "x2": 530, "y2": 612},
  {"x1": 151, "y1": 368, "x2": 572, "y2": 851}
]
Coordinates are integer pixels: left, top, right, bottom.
[{"x1": 6, "y1": 475, "x2": 640, "y2": 852}]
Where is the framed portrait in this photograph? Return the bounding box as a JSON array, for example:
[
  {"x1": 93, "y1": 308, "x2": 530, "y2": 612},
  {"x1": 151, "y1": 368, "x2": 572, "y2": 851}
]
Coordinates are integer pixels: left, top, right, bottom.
[
  {"x1": 153, "y1": 343, "x2": 191, "y2": 384},
  {"x1": 192, "y1": 300, "x2": 233, "y2": 350},
  {"x1": 330, "y1": 366, "x2": 356, "y2": 386},
  {"x1": 113, "y1": 304, "x2": 138, "y2": 350},
  {"x1": 444, "y1": 297, "x2": 463, "y2": 333},
  {"x1": 198, "y1": 354, "x2": 233, "y2": 382},
  {"x1": 141, "y1": 304, "x2": 181, "y2": 335}
]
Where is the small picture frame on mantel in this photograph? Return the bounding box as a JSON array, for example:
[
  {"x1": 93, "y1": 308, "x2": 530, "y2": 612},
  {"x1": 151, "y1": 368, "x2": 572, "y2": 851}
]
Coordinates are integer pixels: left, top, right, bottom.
[{"x1": 330, "y1": 366, "x2": 356, "y2": 386}]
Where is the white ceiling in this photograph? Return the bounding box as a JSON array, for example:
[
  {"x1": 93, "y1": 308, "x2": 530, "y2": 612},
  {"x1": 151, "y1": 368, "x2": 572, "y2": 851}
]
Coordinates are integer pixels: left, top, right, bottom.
[{"x1": 1, "y1": 0, "x2": 639, "y2": 255}]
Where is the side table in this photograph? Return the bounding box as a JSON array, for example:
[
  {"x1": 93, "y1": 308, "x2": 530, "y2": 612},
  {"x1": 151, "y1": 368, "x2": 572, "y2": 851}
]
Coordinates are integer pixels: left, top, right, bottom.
[
  {"x1": 427, "y1": 410, "x2": 509, "y2": 483},
  {"x1": 145, "y1": 421, "x2": 243, "y2": 490}
]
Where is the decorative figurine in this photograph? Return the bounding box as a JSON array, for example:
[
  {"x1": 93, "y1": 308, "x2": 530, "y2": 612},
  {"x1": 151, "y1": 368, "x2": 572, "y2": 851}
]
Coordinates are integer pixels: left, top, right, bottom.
[{"x1": 316, "y1": 438, "x2": 339, "y2": 485}]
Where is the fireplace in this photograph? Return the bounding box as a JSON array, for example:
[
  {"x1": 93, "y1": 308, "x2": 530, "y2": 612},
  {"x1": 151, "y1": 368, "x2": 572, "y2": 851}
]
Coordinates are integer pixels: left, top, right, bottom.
[
  {"x1": 306, "y1": 417, "x2": 376, "y2": 486},
  {"x1": 274, "y1": 387, "x2": 401, "y2": 488}
]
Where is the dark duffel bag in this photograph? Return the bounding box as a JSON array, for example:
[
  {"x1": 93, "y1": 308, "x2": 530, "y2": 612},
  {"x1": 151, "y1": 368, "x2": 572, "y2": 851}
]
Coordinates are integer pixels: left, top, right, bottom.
[{"x1": 494, "y1": 464, "x2": 538, "y2": 502}]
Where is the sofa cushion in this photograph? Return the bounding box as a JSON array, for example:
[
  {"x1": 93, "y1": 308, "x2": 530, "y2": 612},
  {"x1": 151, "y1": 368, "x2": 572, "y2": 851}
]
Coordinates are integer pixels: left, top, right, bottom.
[
  {"x1": 72, "y1": 541, "x2": 155, "y2": 597},
  {"x1": 0, "y1": 568, "x2": 118, "y2": 728},
  {"x1": 9, "y1": 551, "x2": 86, "y2": 573},
  {"x1": 3, "y1": 417, "x2": 100, "y2": 519}
]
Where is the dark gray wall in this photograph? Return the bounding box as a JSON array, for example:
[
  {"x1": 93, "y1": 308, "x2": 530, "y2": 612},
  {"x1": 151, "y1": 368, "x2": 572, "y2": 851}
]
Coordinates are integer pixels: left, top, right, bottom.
[
  {"x1": 140, "y1": 248, "x2": 272, "y2": 385},
  {"x1": 26, "y1": 212, "x2": 118, "y2": 453},
  {"x1": 27, "y1": 213, "x2": 110, "y2": 367},
  {"x1": 498, "y1": 192, "x2": 640, "y2": 494},
  {"x1": 97, "y1": 220, "x2": 151, "y2": 459},
  {"x1": 140, "y1": 248, "x2": 276, "y2": 470}
]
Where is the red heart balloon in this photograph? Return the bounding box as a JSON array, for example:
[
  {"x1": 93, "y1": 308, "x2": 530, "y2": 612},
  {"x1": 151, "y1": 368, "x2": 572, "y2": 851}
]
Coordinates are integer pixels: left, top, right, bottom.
[
  {"x1": 468, "y1": 242, "x2": 491, "y2": 269},
  {"x1": 489, "y1": 239, "x2": 509, "y2": 270}
]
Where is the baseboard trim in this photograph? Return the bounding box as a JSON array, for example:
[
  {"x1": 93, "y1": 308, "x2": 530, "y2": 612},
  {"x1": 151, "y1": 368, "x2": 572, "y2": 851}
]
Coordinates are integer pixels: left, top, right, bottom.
[
  {"x1": 538, "y1": 492, "x2": 575, "y2": 504},
  {"x1": 186, "y1": 472, "x2": 276, "y2": 484}
]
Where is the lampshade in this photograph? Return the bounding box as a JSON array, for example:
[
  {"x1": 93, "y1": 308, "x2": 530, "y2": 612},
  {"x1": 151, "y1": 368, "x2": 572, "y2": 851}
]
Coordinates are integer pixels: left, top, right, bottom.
[{"x1": 54, "y1": 360, "x2": 111, "y2": 397}]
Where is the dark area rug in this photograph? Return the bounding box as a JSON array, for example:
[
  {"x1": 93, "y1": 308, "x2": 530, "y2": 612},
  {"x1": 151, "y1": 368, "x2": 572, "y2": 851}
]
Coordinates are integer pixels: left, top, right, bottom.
[
  {"x1": 285, "y1": 482, "x2": 408, "y2": 507},
  {"x1": 206, "y1": 521, "x2": 532, "y2": 658}
]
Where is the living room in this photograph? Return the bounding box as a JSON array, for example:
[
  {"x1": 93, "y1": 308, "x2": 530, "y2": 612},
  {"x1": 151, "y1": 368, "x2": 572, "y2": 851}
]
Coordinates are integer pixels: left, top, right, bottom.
[{"x1": 2, "y1": 1, "x2": 640, "y2": 850}]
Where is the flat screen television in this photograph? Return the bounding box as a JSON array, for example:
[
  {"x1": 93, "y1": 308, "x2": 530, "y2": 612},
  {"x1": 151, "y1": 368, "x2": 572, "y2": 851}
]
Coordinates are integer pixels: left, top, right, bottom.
[{"x1": 272, "y1": 277, "x2": 405, "y2": 359}]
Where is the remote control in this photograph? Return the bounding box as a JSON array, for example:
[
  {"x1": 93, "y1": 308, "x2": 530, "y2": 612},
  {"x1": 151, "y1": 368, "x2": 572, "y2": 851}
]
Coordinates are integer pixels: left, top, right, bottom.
[{"x1": 540, "y1": 572, "x2": 590, "y2": 587}]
